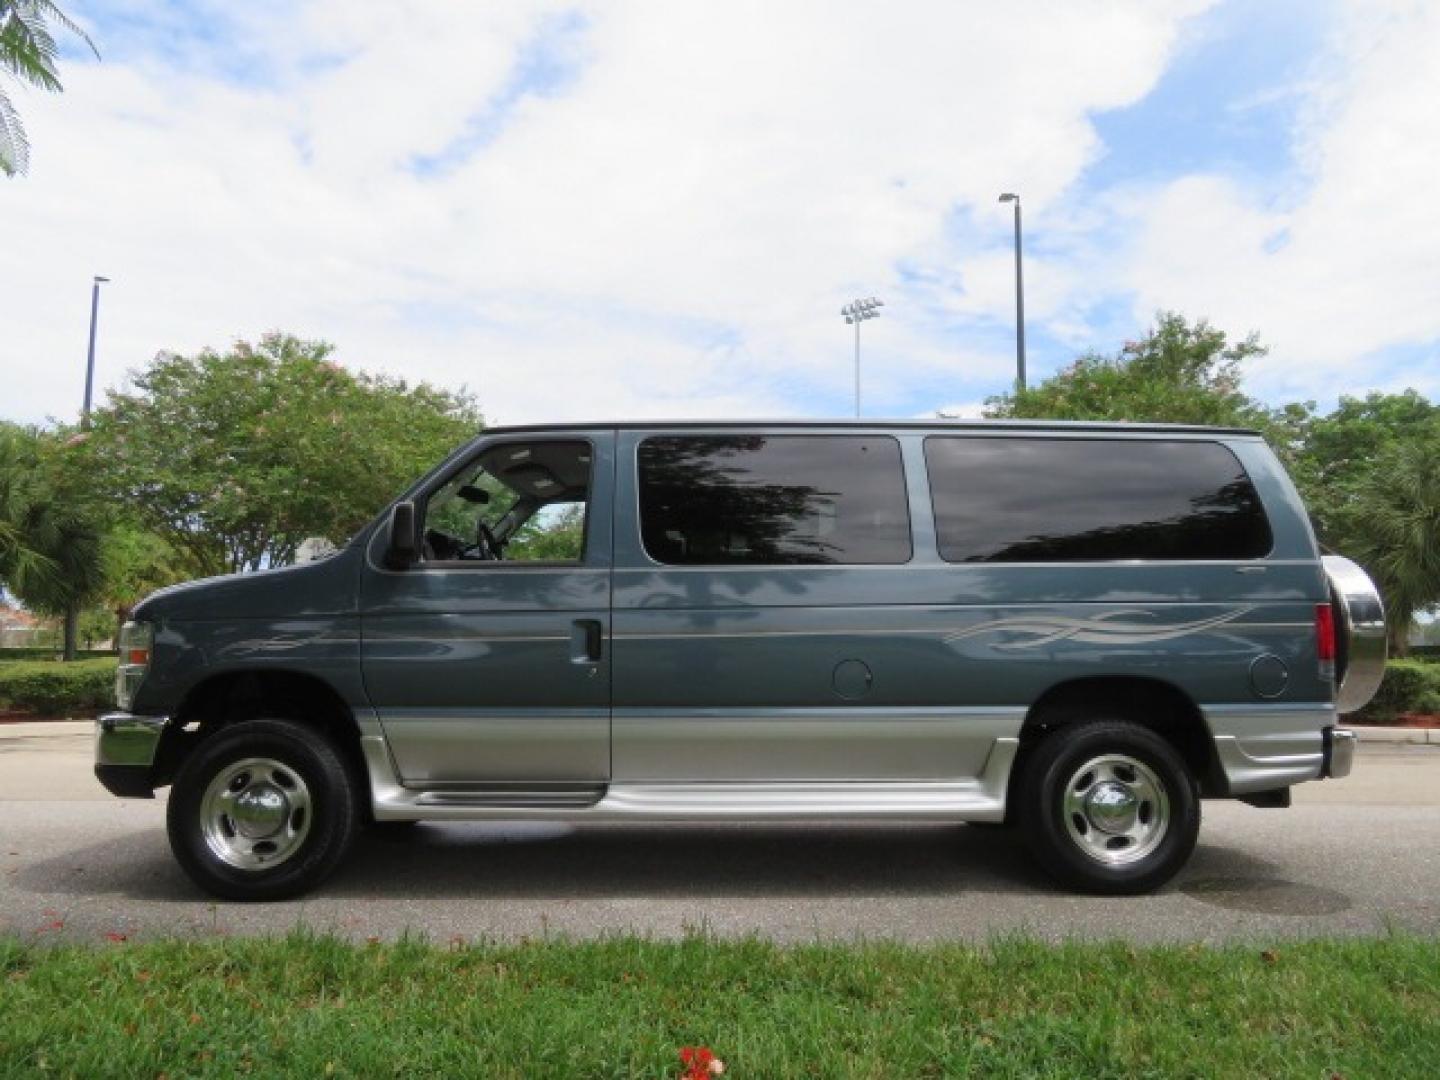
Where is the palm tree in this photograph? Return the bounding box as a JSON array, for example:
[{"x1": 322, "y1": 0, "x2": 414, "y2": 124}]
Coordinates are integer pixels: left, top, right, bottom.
[
  {"x1": 11, "y1": 505, "x2": 105, "y2": 659},
  {"x1": 0, "y1": 423, "x2": 105, "y2": 659},
  {"x1": 1340, "y1": 430, "x2": 1440, "y2": 657},
  {"x1": 0, "y1": 0, "x2": 97, "y2": 176},
  {"x1": 0, "y1": 423, "x2": 59, "y2": 594}
]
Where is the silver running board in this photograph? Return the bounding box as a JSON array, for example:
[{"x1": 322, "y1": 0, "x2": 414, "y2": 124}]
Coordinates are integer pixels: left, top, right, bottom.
[
  {"x1": 416, "y1": 786, "x2": 605, "y2": 809},
  {"x1": 364, "y1": 736, "x2": 1017, "y2": 823}
]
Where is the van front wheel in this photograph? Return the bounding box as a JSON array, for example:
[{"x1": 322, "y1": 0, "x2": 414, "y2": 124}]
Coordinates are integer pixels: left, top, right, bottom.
[
  {"x1": 166, "y1": 719, "x2": 359, "y2": 902},
  {"x1": 1018, "y1": 719, "x2": 1199, "y2": 895}
]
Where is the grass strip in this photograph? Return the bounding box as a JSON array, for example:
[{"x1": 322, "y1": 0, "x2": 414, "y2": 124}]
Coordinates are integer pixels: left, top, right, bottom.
[{"x1": 1, "y1": 931, "x2": 1437, "y2": 1078}]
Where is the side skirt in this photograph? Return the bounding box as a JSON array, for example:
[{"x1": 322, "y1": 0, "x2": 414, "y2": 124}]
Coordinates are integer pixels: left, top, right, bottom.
[{"x1": 363, "y1": 735, "x2": 1018, "y2": 823}]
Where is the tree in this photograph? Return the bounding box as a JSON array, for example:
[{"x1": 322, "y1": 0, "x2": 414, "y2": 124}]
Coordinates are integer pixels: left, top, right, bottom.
[
  {"x1": 10, "y1": 508, "x2": 105, "y2": 656},
  {"x1": 982, "y1": 312, "x2": 1309, "y2": 455},
  {"x1": 79, "y1": 333, "x2": 483, "y2": 576},
  {"x1": 505, "y1": 504, "x2": 585, "y2": 561},
  {"x1": 0, "y1": 422, "x2": 57, "y2": 593},
  {"x1": 1297, "y1": 394, "x2": 1440, "y2": 655},
  {"x1": 1292, "y1": 390, "x2": 1439, "y2": 536},
  {"x1": 98, "y1": 524, "x2": 195, "y2": 640},
  {"x1": 0, "y1": 1, "x2": 97, "y2": 176},
  {"x1": 1330, "y1": 428, "x2": 1440, "y2": 657},
  {"x1": 0, "y1": 422, "x2": 105, "y2": 658}
]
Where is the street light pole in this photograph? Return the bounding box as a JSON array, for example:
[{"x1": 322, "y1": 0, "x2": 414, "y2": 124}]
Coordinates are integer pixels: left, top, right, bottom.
[
  {"x1": 998, "y1": 193, "x2": 1026, "y2": 393},
  {"x1": 82, "y1": 275, "x2": 109, "y2": 427},
  {"x1": 841, "y1": 296, "x2": 884, "y2": 417},
  {"x1": 64, "y1": 274, "x2": 111, "y2": 662}
]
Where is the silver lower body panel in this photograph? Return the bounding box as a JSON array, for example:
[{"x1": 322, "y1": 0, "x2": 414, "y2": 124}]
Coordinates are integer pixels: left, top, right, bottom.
[
  {"x1": 1203, "y1": 703, "x2": 1338, "y2": 794},
  {"x1": 364, "y1": 734, "x2": 1018, "y2": 823}
]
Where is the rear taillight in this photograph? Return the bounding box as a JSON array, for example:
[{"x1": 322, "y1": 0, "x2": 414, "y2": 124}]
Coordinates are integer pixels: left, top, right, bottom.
[{"x1": 1315, "y1": 602, "x2": 1336, "y2": 682}]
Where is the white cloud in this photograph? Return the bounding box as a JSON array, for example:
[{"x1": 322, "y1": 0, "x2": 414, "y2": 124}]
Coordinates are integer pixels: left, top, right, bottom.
[
  {"x1": 1, "y1": 0, "x2": 1277, "y2": 432},
  {"x1": 1116, "y1": 0, "x2": 1440, "y2": 404}
]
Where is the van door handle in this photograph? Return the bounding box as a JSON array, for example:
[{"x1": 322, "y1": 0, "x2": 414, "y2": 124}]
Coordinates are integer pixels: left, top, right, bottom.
[{"x1": 570, "y1": 619, "x2": 603, "y2": 664}]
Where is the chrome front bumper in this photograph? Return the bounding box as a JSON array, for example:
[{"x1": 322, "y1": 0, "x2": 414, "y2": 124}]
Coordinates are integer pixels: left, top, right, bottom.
[{"x1": 94, "y1": 712, "x2": 169, "y2": 797}]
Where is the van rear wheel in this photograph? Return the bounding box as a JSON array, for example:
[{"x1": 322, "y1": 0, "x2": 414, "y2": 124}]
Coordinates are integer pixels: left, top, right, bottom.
[
  {"x1": 167, "y1": 718, "x2": 359, "y2": 902},
  {"x1": 1018, "y1": 719, "x2": 1199, "y2": 895}
]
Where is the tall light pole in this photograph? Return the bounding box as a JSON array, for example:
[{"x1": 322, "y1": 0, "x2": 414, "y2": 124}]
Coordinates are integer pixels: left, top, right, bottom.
[
  {"x1": 841, "y1": 296, "x2": 883, "y2": 417},
  {"x1": 998, "y1": 193, "x2": 1026, "y2": 393},
  {"x1": 82, "y1": 275, "x2": 110, "y2": 427}
]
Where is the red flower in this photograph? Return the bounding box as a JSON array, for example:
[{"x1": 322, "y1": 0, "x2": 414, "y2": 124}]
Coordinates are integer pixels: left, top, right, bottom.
[{"x1": 679, "y1": 1046, "x2": 723, "y2": 1079}]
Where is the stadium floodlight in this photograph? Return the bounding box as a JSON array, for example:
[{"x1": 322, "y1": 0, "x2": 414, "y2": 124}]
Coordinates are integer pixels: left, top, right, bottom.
[{"x1": 841, "y1": 297, "x2": 884, "y2": 417}]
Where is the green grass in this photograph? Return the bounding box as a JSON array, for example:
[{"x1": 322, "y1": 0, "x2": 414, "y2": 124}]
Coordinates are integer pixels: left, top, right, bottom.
[{"x1": 2, "y1": 932, "x2": 1438, "y2": 1078}]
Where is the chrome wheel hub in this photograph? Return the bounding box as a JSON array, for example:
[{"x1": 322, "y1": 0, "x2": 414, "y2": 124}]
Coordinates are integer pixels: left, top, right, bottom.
[
  {"x1": 1085, "y1": 782, "x2": 1138, "y2": 834},
  {"x1": 200, "y1": 758, "x2": 312, "y2": 871},
  {"x1": 1062, "y1": 754, "x2": 1169, "y2": 866}
]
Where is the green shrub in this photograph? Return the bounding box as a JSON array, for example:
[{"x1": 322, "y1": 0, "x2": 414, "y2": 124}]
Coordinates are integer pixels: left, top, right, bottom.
[
  {"x1": 1354, "y1": 659, "x2": 1440, "y2": 722},
  {"x1": 0, "y1": 648, "x2": 113, "y2": 661},
  {"x1": 1414, "y1": 690, "x2": 1440, "y2": 716},
  {"x1": 0, "y1": 659, "x2": 117, "y2": 715}
]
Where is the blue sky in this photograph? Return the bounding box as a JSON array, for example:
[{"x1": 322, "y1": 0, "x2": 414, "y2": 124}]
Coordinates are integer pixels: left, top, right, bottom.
[
  {"x1": 4, "y1": 0, "x2": 1438, "y2": 427},
  {"x1": 1085, "y1": 0, "x2": 1333, "y2": 197}
]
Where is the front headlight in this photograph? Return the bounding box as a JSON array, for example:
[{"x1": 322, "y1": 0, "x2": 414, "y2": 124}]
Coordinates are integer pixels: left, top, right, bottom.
[{"x1": 115, "y1": 620, "x2": 154, "y2": 710}]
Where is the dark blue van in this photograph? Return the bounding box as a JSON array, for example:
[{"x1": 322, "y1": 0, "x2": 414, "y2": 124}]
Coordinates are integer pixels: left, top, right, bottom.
[{"x1": 97, "y1": 421, "x2": 1386, "y2": 899}]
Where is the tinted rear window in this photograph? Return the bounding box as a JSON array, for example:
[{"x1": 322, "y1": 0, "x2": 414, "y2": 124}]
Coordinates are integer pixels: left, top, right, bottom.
[
  {"x1": 638, "y1": 435, "x2": 911, "y2": 565},
  {"x1": 923, "y1": 437, "x2": 1272, "y2": 562}
]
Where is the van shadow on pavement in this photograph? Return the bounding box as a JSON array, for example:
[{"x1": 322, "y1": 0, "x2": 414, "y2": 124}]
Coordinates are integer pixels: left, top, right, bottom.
[
  {"x1": 19, "y1": 821, "x2": 1345, "y2": 912},
  {"x1": 21, "y1": 821, "x2": 1071, "y2": 903}
]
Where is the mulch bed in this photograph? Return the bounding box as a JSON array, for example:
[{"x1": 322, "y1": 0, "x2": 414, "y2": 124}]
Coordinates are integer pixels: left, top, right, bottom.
[{"x1": 1382, "y1": 713, "x2": 1440, "y2": 729}]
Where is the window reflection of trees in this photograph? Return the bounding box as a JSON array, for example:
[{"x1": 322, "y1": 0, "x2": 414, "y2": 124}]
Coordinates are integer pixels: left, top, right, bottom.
[
  {"x1": 929, "y1": 439, "x2": 1272, "y2": 563},
  {"x1": 640, "y1": 437, "x2": 845, "y2": 564},
  {"x1": 970, "y1": 478, "x2": 1271, "y2": 561}
]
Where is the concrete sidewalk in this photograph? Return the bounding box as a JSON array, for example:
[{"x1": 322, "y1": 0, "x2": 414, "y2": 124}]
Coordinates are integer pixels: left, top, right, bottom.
[{"x1": 1352, "y1": 724, "x2": 1440, "y2": 744}]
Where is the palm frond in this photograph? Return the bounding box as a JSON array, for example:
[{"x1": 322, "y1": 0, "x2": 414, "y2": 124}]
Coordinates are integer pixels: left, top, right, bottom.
[
  {"x1": 0, "y1": 17, "x2": 60, "y2": 90},
  {"x1": 5, "y1": 1, "x2": 96, "y2": 59},
  {"x1": 0, "y1": 1, "x2": 97, "y2": 176},
  {"x1": 0, "y1": 87, "x2": 28, "y2": 176}
]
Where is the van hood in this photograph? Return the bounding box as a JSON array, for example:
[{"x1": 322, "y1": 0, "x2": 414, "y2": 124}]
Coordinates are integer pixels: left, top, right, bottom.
[{"x1": 132, "y1": 546, "x2": 360, "y2": 623}]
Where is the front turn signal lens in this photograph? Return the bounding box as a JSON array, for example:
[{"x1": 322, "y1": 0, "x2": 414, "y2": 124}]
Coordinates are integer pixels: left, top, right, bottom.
[{"x1": 116, "y1": 621, "x2": 154, "y2": 710}]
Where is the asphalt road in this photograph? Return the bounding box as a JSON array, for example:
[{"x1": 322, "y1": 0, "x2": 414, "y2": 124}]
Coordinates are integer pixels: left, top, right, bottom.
[{"x1": 3, "y1": 722, "x2": 1439, "y2": 945}]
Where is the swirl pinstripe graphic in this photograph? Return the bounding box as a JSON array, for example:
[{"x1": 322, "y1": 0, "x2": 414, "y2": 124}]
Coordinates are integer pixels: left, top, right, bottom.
[{"x1": 943, "y1": 607, "x2": 1255, "y2": 650}]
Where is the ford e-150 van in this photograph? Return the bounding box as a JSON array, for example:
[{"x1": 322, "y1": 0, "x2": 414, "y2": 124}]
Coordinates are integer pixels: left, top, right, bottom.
[{"x1": 96, "y1": 421, "x2": 1386, "y2": 900}]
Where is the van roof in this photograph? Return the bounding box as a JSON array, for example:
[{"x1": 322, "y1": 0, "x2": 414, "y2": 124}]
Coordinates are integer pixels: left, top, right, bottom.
[{"x1": 482, "y1": 418, "x2": 1265, "y2": 438}]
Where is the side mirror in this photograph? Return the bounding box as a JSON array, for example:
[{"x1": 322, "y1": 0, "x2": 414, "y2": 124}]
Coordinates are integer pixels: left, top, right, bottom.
[{"x1": 384, "y1": 501, "x2": 419, "y2": 569}]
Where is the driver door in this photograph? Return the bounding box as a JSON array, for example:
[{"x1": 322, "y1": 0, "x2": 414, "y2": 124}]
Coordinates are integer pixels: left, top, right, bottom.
[{"x1": 359, "y1": 433, "x2": 614, "y2": 787}]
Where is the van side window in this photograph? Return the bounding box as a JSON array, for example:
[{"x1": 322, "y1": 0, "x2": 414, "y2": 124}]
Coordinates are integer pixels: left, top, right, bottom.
[
  {"x1": 422, "y1": 440, "x2": 591, "y2": 564},
  {"x1": 637, "y1": 435, "x2": 911, "y2": 565},
  {"x1": 924, "y1": 437, "x2": 1273, "y2": 562}
]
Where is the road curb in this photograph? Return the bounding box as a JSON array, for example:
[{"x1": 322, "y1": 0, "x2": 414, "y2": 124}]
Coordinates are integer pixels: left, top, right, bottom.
[{"x1": 1350, "y1": 725, "x2": 1440, "y2": 744}]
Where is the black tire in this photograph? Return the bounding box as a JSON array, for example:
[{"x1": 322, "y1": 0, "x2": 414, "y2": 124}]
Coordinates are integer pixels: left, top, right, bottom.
[
  {"x1": 1017, "y1": 719, "x2": 1199, "y2": 895},
  {"x1": 166, "y1": 718, "x2": 359, "y2": 902}
]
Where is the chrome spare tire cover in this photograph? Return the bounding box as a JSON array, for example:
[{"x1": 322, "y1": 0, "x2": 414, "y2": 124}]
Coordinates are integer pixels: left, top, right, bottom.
[{"x1": 1322, "y1": 554, "x2": 1387, "y2": 714}]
